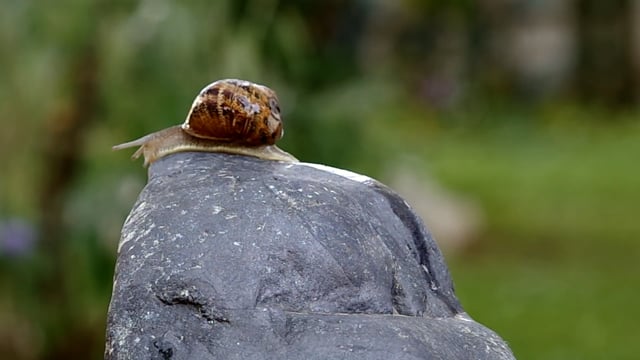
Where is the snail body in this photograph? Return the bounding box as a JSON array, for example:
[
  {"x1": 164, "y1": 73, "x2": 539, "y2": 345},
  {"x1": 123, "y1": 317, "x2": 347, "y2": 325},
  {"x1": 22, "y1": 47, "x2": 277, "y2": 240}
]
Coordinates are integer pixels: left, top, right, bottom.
[{"x1": 113, "y1": 79, "x2": 297, "y2": 166}]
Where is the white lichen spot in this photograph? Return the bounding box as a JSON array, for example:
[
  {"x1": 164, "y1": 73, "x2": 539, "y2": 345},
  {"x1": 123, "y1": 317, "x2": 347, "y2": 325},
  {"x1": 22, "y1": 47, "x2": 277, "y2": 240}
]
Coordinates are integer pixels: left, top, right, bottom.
[
  {"x1": 455, "y1": 312, "x2": 475, "y2": 322},
  {"x1": 122, "y1": 222, "x2": 157, "y2": 253},
  {"x1": 233, "y1": 241, "x2": 240, "y2": 246},
  {"x1": 422, "y1": 265, "x2": 431, "y2": 276},
  {"x1": 212, "y1": 206, "x2": 223, "y2": 215},
  {"x1": 301, "y1": 163, "x2": 373, "y2": 183}
]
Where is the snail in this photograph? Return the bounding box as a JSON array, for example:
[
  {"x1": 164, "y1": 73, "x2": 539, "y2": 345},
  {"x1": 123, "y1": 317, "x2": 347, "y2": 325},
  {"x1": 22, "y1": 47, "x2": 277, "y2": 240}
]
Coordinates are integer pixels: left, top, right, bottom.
[{"x1": 113, "y1": 79, "x2": 298, "y2": 166}]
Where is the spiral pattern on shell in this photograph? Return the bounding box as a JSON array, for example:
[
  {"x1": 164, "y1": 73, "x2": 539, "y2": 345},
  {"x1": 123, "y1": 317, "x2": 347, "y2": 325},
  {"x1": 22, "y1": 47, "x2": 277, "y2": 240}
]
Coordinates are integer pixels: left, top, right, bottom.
[{"x1": 181, "y1": 79, "x2": 283, "y2": 146}]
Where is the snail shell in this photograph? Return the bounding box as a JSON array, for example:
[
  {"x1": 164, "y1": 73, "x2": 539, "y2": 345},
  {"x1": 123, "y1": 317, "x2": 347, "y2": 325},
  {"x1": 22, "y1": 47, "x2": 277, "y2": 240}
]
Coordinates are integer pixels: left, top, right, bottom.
[
  {"x1": 112, "y1": 79, "x2": 297, "y2": 166},
  {"x1": 183, "y1": 79, "x2": 283, "y2": 145}
]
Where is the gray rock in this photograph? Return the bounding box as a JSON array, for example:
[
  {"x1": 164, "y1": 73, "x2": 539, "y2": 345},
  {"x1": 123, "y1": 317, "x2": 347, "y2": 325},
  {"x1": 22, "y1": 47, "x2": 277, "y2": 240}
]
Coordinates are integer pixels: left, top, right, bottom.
[{"x1": 105, "y1": 152, "x2": 515, "y2": 360}]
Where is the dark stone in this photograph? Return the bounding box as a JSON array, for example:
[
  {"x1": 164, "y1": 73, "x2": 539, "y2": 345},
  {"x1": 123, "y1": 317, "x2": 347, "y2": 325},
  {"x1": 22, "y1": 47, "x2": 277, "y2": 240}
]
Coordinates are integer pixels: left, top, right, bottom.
[{"x1": 105, "y1": 152, "x2": 515, "y2": 360}]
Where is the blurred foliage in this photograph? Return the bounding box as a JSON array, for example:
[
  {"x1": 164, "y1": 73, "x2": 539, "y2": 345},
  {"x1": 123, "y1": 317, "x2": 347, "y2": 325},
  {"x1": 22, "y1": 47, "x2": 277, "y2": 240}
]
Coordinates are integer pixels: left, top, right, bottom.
[{"x1": 0, "y1": 0, "x2": 639, "y2": 359}]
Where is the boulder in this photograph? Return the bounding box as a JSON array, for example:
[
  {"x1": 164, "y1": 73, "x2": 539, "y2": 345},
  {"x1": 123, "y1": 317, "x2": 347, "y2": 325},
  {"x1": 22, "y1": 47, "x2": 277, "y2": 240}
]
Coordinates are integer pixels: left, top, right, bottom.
[{"x1": 105, "y1": 152, "x2": 515, "y2": 360}]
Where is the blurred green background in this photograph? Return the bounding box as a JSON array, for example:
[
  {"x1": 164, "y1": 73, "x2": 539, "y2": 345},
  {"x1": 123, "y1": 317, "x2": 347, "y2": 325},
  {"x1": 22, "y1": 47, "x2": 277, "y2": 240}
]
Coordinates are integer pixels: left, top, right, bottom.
[{"x1": 1, "y1": 0, "x2": 638, "y2": 359}]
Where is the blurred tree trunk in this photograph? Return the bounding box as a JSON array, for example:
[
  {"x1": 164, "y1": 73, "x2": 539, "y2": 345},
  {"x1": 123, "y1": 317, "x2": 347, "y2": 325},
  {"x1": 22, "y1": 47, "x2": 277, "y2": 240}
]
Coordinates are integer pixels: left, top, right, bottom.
[
  {"x1": 359, "y1": 2, "x2": 471, "y2": 109},
  {"x1": 37, "y1": 3, "x2": 104, "y2": 359},
  {"x1": 631, "y1": 1, "x2": 640, "y2": 102},
  {"x1": 38, "y1": 42, "x2": 101, "y2": 360},
  {"x1": 478, "y1": 0, "x2": 577, "y2": 101},
  {"x1": 576, "y1": 0, "x2": 636, "y2": 105}
]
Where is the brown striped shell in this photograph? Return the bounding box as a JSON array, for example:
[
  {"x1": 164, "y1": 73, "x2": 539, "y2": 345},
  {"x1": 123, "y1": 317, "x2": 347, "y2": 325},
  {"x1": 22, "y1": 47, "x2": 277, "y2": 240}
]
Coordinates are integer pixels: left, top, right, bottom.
[{"x1": 182, "y1": 79, "x2": 283, "y2": 146}]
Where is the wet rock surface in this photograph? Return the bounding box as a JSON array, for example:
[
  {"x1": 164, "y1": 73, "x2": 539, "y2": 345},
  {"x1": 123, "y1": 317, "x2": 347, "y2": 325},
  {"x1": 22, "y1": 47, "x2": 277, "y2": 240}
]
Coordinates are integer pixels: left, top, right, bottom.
[{"x1": 105, "y1": 152, "x2": 515, "y2": 359}]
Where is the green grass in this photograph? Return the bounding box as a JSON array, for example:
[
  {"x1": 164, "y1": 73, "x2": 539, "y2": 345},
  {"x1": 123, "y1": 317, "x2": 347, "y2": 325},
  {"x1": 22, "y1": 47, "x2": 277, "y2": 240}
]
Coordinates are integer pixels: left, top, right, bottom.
[
  {"x1": 424, "y1": 121, "x2": 640, "y2": 257},
  {"x1": 450, "y1": 256, "x2": 639, "y2": 360}
]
